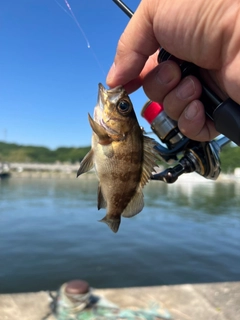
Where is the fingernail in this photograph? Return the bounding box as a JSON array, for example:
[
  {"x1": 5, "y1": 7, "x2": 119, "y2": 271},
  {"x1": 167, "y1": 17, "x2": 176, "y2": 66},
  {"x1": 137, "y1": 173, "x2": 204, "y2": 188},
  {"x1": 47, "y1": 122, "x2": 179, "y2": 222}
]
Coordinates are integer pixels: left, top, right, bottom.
[
  {"x1": 185, "y1": 101, "x2": 199, "y2": 120},
  {"x1": 157, "y1": 63, "x2": 175, "y2": 84},
  {"x1": 176, "y1": 77, "x2": 195, "y2": 100},
  {"x1": 106, "y1": 62, "x2": 116, "y2": 83}
]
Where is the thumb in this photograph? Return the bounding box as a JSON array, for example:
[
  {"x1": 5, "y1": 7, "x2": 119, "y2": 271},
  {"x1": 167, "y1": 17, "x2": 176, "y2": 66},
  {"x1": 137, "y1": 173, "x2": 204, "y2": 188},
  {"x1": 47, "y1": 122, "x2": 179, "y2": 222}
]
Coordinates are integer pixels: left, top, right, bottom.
[{"x1": 106, "y1": 0, "x2": 159, "y2": 87}]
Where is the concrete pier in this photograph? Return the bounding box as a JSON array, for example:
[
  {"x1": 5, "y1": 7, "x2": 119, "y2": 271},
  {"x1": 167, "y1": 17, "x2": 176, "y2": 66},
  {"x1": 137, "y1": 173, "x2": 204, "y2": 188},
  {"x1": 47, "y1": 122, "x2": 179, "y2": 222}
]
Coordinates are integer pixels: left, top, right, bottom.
[{"x1": 0, "y1": 282, "x2": 240, "y2": 319}]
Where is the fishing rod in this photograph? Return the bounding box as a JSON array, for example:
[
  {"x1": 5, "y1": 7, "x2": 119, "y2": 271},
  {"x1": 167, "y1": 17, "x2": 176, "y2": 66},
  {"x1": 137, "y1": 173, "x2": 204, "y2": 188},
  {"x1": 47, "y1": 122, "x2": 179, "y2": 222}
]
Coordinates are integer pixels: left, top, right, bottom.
[{"x1": 112, "y1": 0, "x2": 239, "y2": 183}]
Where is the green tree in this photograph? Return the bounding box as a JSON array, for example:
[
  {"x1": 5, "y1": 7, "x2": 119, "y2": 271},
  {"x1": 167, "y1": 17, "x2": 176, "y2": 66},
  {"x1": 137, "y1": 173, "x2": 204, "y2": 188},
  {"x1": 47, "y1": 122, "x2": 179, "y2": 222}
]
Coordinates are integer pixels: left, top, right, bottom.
[{"x1": 220, "y1": 144, "x2": 240, "y2": 173}]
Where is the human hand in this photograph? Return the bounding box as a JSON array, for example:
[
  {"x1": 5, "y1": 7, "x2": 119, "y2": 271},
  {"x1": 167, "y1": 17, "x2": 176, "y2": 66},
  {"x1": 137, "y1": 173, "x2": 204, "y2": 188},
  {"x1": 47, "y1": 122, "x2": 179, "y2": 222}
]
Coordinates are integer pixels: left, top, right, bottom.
[{"x1": 106, "y1": 0, "x2": 240, "y2": 141}]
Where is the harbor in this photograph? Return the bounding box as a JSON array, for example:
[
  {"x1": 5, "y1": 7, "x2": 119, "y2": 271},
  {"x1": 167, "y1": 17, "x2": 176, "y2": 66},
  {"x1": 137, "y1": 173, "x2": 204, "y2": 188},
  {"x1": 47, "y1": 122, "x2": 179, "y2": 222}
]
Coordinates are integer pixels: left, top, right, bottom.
[
  {"x1": 1, "y1": 281, "x2": 240, "y2": 319},
  {"x1": 1, "y1": 170, "x2": 240, "y2": 319}
]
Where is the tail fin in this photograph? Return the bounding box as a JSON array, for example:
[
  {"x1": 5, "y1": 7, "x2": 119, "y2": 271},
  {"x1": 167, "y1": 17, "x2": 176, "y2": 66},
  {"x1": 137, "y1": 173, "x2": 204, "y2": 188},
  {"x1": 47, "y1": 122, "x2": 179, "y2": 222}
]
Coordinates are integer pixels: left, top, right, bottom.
[{"x1": 99, "y1": 215, "x2": 120, "y2": 233}]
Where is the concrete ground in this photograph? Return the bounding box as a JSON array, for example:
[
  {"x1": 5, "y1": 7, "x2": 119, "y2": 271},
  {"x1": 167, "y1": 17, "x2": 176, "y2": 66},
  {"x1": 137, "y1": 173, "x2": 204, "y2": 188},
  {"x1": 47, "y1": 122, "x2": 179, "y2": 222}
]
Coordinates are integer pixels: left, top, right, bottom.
[{"x1": 0, "y1": 282, "x2": 240, "y2": 320}]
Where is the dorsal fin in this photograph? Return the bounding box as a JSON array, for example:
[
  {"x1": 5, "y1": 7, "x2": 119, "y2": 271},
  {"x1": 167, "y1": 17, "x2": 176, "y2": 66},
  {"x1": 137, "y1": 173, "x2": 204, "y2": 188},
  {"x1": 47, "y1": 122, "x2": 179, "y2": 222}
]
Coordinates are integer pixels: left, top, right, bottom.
[{"x1": 140, "y1": 136, "x2": 160, "y2": 187}]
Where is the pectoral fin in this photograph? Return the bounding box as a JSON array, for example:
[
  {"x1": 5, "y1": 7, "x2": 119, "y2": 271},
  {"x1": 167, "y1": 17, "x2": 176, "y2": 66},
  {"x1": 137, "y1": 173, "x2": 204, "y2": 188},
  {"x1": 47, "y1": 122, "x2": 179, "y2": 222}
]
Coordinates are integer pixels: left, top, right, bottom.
[
  {"x1": 121, "y1": 188, "x2": 144, "y2": 218},
  {"x1": 77, "y1": 149, "x2": 94, "y2": 177},
  {"x1": 88, "y1": 114, "x2": 112, "y2": 145}
]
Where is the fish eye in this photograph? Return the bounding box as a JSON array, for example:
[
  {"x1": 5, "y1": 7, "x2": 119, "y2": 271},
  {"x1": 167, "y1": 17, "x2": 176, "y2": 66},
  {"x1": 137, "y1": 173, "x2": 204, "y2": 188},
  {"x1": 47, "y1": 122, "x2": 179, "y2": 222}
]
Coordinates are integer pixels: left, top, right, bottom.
[{"x1": 117, "y1": 99, "x2": 132, "y2": 114}]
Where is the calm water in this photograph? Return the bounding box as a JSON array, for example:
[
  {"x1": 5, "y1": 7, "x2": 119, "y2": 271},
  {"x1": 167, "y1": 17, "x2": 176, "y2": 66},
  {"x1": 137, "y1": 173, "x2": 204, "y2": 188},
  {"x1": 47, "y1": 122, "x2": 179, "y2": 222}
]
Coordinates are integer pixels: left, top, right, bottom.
[{"x1": 0, "y1": 175, "x2": 240, "y2": 293}]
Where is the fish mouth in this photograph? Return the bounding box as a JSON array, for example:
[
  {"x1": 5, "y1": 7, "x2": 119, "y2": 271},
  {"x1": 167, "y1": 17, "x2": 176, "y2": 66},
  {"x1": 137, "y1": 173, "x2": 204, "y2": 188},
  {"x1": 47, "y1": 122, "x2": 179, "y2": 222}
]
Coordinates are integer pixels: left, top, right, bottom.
[
  {"x1": 95, "y1": 83, "x2": 125, "y2": 138},
  {"x1": 98, "y1": 83, "x2": 105, "y2": 110},
  {"x1": 100, "y1": 118, "x2": 120, "y2": 136},
  {"x1": 98, "y1": 83, "x2": 124, "y2": 109},
  {"x1": 93, "y1": 83, "x2": 106, "y2": 123}
]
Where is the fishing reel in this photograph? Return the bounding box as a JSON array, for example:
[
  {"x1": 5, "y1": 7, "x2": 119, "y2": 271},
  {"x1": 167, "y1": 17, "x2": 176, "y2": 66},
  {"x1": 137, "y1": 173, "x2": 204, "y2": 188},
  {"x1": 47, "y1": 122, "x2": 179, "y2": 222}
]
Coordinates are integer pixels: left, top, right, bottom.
[{"x1": 141, "y1": 100, "x2": 229, "y2": 183}]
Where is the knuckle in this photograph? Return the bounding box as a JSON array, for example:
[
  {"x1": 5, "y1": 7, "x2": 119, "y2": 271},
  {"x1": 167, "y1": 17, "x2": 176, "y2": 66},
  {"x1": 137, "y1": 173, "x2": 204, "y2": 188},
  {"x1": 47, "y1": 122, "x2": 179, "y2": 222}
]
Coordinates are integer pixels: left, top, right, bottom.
[{"x1": 163, "y1": 96, "x2": 182, "y2": 120}]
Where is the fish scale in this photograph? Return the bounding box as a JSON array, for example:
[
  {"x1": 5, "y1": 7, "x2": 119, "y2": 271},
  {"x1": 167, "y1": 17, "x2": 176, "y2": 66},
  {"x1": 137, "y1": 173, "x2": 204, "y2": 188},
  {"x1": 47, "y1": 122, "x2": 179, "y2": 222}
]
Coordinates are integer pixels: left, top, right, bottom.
[{"x1": 77, "y1": 83, "x2": 160, "y2": 233}]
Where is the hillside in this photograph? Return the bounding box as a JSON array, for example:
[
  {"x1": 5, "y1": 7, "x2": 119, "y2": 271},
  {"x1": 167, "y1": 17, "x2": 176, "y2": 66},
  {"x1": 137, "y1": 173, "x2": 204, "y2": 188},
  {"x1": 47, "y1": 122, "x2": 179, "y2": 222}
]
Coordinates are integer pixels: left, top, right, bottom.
[{"x1": 0, "y1": 141, "x2": 90, "y2": 164}]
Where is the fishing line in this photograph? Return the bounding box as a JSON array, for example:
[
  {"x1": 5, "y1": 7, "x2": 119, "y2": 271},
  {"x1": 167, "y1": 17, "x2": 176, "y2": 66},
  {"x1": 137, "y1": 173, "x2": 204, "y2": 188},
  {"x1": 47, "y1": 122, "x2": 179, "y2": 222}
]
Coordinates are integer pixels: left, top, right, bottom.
[
  {"x1": 54, "y1": 0, "x2": 72, "y2": 19},
  {"x1": 54, "y1": 0, "x2": 106, "y2": 76},
  {"x1": 64, "y1": 0, "x2": 90, "y2": 48}
]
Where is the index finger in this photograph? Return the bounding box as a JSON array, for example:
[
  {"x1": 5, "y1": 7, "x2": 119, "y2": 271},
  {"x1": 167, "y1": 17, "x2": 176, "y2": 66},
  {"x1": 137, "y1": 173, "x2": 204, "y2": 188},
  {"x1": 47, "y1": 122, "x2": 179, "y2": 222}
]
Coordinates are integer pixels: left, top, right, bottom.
[
  {"x1": 123, "y1": 51, "x2": 159, "y2": 93},
  {"x1": 106, "y1": 0, "x2": 159, "y2": 88}
]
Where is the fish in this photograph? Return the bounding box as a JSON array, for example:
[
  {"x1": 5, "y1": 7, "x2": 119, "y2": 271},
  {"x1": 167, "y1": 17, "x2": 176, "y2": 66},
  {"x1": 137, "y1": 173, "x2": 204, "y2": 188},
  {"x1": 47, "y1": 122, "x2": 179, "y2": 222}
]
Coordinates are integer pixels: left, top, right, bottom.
[{"x1": 77, "y1": 83, "x2": 159, "y2": 233}]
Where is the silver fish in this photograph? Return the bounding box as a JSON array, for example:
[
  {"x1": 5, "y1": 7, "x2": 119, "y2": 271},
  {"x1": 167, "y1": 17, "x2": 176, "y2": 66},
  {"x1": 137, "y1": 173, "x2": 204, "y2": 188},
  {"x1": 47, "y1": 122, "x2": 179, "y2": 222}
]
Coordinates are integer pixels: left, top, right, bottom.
[{"x1": 77, "y1": 83, "x2": 159, "y2": 233}]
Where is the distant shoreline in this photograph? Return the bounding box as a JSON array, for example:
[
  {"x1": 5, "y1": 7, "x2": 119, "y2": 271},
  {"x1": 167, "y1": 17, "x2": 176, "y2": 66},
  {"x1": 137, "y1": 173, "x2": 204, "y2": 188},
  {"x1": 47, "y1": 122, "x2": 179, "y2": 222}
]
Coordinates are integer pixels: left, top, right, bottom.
[
  {"x1": 1, "y1": 162, "x2": 239, "y2": 183},
  {"x1": 8, "y1": 170, "x2": 95, "y2": 179},
  {"x1": 5, "y1": 169, "x2": 240, "y2": 184}
]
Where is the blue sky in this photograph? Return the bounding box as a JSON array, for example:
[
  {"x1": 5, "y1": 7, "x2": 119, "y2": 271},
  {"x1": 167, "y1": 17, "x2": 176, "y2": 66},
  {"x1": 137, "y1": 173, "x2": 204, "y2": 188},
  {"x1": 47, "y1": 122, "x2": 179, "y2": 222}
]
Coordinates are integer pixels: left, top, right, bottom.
[{"x1": 0, "y1": 0, "x2": 153, "y2": 149}]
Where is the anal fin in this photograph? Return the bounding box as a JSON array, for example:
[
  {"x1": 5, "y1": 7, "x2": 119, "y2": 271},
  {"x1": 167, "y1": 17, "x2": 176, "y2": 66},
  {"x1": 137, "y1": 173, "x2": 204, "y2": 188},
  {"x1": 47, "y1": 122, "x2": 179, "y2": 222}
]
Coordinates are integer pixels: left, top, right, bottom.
[{"x1": 121, "y1": 188, "x2": 144, "y2": 218}]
